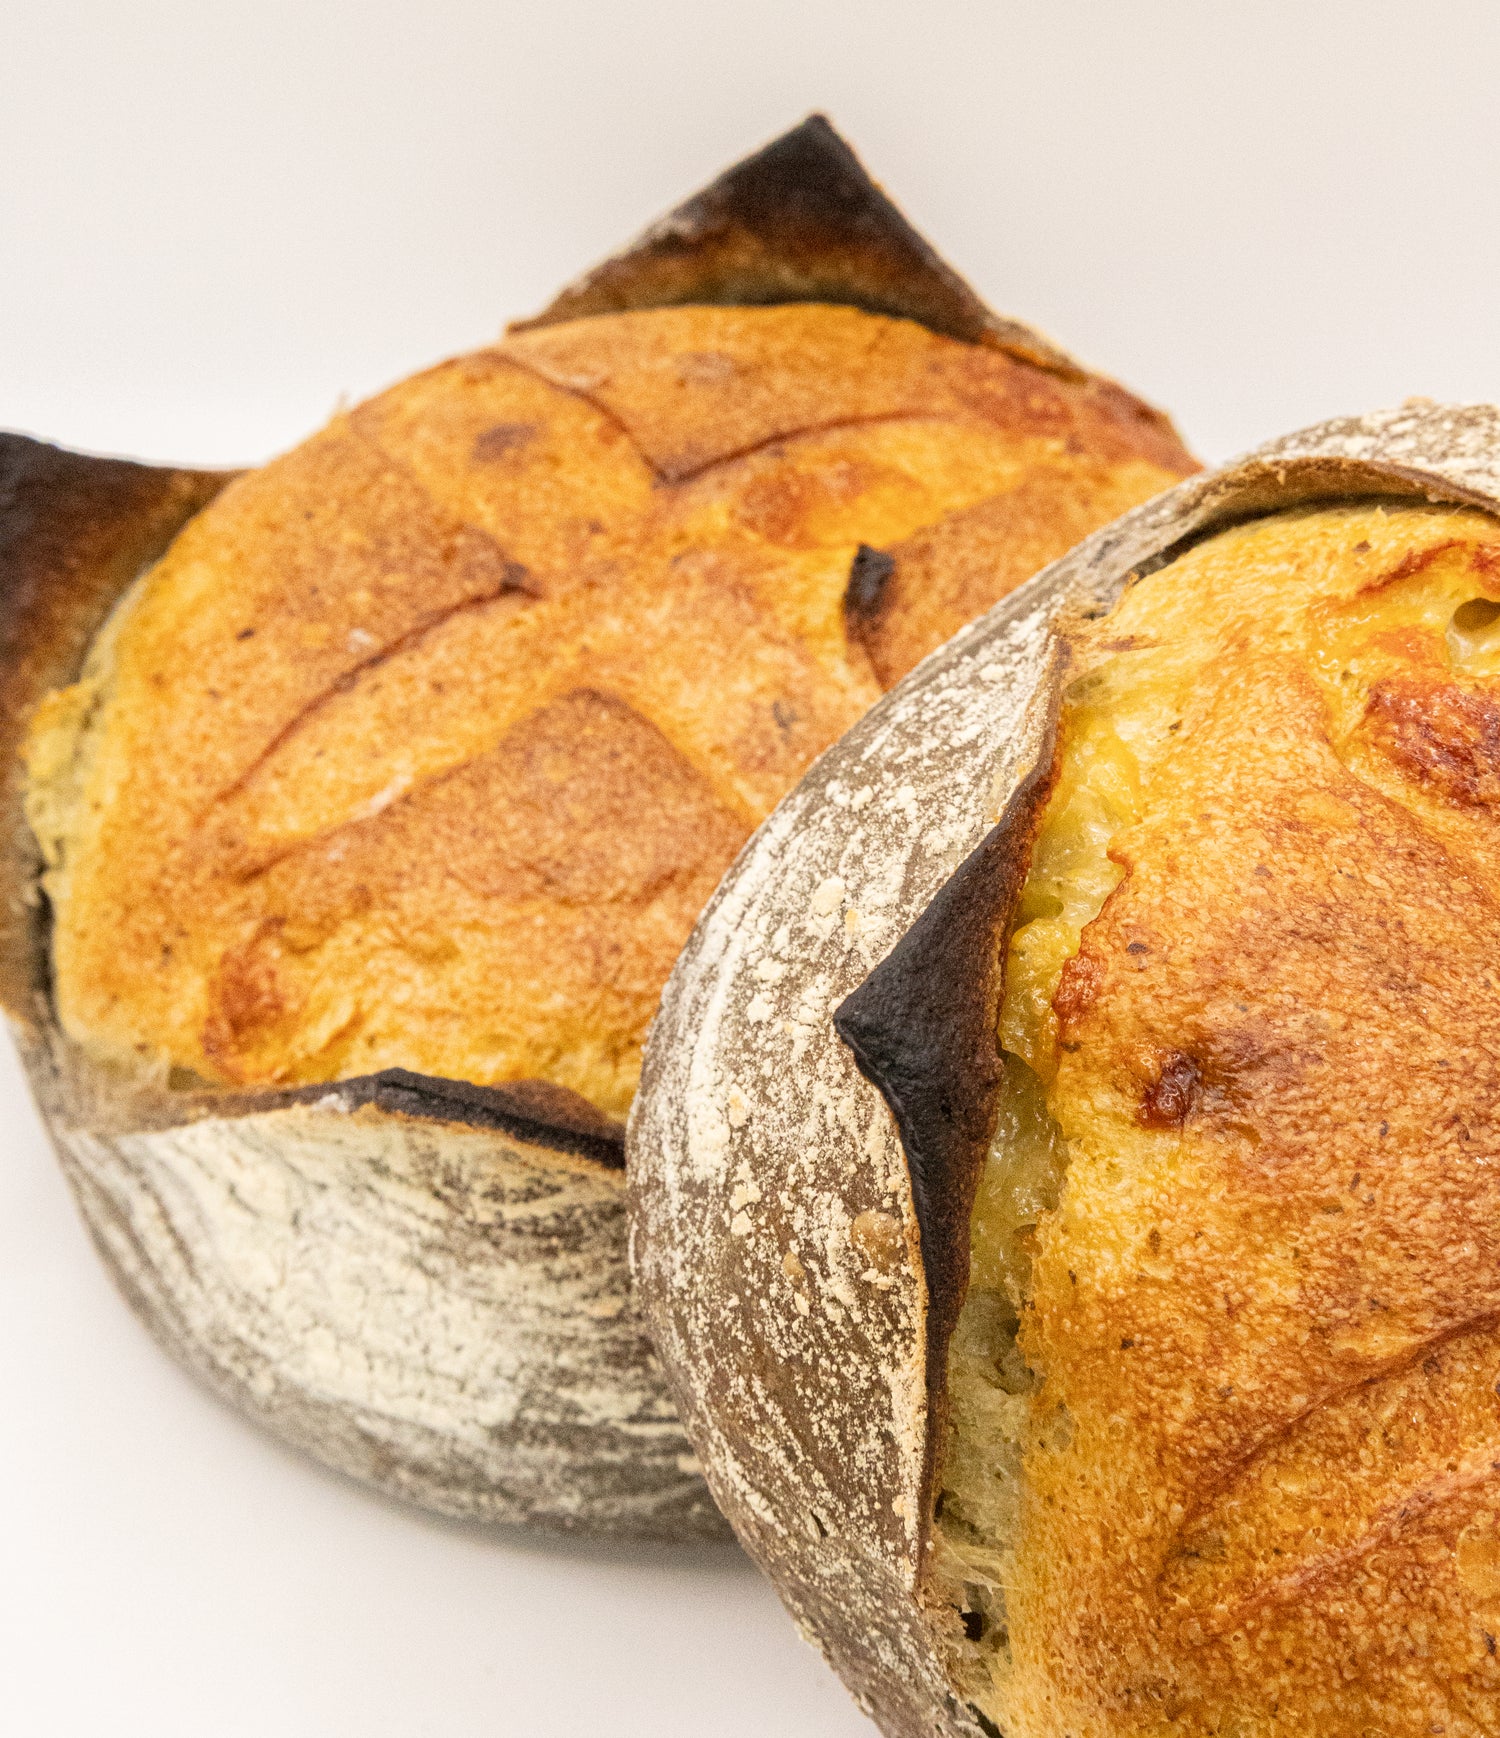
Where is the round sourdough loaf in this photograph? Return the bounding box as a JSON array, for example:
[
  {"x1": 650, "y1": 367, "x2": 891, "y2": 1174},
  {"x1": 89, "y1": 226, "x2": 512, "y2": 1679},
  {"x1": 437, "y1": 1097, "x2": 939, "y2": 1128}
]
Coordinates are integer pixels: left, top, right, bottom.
[
  {"x1": 630, "y1": 401, "x2": 1500, "y2": 1723},
  {"x1": 4, "y1": 118, "x2": 1191, "y2": 1535}
]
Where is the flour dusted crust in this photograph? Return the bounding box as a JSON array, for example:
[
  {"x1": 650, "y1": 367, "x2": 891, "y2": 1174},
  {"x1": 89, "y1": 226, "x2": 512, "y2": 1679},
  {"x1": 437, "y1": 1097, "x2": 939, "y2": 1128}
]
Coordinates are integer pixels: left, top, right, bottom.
[
  {"x1": 629, "y1": 401, "x2": 1500, "y2": 1722},
  {"x1": 20, "y1": 1031, "x2": 719, "y2": 1533},
  {"x1": 1, "y1": 119, "x2": 1191, "y2": 1535}
]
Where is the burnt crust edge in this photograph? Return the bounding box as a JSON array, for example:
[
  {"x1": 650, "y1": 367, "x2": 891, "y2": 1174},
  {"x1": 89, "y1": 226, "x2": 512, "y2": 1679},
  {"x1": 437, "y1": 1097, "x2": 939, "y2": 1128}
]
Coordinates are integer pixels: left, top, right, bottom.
[
  {"x1": 833, "y1": 712, "x2": 1057, "y2": 1400},
  {"x1": 513, "y1": 114, "x2": 1084, "y2": 378},
  {"x1": 227, "y1": 1068, "x2": 626, "y2": 1168}
]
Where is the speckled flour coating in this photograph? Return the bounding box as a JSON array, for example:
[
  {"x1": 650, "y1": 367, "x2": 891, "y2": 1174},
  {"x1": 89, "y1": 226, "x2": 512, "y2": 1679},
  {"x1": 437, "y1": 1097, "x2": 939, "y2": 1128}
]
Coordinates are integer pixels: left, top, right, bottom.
[
  {"x1": 22, "y1": 1031, "x2": 709, "y2": 1532},
  {"x1": 629, "y1": 401, "x2": 1500, "y2": 1731}
]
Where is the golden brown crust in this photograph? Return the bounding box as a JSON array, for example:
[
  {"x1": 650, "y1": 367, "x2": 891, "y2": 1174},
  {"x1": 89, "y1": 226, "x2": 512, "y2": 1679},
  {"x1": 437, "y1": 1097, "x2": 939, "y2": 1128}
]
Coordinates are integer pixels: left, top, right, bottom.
[
  {"x1": 38, "y1": 303, "x2": 1191, "y2": 1112},
  {"x1": 0, "y1": 436, "x2": 229, "y2": 1022},
  {"x1": 1010, "y1": 507, "x2": 1500, "y2": 1733},
  {"x1": 18, "y1": 118, "x2": 1193, "y2": 1121},
  {"x1": 503, "y1": 301, "x2": 1186, "y2": 486}
]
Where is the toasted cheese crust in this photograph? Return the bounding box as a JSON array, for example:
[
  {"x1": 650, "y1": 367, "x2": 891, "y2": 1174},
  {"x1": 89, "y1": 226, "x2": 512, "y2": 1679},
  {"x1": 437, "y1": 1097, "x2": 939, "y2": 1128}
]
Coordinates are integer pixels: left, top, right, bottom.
[
  {"x1": 26, "y1": 302, "x2": 1189, "y2": 1114},
  {"x1": 953, "y1": 501, "x2": 1500, "y2": 1735}
]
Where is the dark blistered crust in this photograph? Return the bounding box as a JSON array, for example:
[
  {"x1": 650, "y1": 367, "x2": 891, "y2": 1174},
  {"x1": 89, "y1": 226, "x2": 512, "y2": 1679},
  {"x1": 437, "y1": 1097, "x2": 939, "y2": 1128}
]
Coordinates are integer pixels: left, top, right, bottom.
[
  {"x1": 514, "y1": 115, "x2": 1083, "y2": 378},
  {"x1": 0, "y1": 436, "x2": 230, "y2": 1021},
  {"x1": 843, "y1": 542, "x2": 897, "y2": 632},
  {"x1": 834, "y1": 723, "x2": 1056, "y2": 1375}
]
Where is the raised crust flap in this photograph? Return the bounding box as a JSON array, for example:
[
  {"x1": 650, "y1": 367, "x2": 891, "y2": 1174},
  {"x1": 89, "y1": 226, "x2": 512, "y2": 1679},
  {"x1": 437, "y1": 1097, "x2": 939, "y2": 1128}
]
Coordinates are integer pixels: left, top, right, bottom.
[
  {"x1": 513, "y1": 115, "x2": 1082, "y2": 376},
  {"x1": 273, "y1": 1068, "x2": 626, "y2": 1166},
  {"x1": 833, "y1": 731, "x2": 1056, "y2": 1369}
]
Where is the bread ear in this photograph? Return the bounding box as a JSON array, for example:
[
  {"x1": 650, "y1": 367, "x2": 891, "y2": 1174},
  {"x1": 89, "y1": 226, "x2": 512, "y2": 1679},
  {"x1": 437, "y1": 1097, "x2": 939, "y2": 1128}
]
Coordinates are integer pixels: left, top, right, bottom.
[
  {"x1": 291, "y1": 1068, "x2": 626, "y2": 1168},
  {"x1": 833, "y1": 714, "x2": 1056, "y2": 1377},
  {"x1": 0, "y1": 436, "x2": 231, "y2": 1022},
  {"x1": 514, "y1": 114, "x2": 1082, "y2": 375}
]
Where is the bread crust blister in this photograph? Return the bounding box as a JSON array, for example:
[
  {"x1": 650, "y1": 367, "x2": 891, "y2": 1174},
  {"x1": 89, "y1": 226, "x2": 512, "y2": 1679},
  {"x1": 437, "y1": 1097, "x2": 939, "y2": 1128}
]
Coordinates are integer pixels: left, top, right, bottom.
[{"x1": 629, "y1": 403, "x2": 1500, "y2": 1720}]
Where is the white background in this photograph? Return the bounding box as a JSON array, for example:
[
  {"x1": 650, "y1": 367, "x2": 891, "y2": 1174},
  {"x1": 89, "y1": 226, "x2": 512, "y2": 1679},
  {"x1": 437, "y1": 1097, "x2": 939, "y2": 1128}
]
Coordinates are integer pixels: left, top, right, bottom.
[{"x1": 4, "y1": 4, "x2": 1500, "y2": 1733}]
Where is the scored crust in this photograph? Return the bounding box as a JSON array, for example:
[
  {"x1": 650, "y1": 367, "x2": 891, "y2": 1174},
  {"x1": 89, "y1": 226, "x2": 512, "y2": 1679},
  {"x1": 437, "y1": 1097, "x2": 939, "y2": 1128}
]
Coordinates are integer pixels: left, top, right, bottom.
[
  {"x1": 33, "y1": 307, "x2": 1188, "y2": 1112},
  {"x1": 628, "y1": 401, "x2": 1500, "y2": 1723},
  {"x1": 2, "y1": 118, "x2": 1192, "y2": 1535}
]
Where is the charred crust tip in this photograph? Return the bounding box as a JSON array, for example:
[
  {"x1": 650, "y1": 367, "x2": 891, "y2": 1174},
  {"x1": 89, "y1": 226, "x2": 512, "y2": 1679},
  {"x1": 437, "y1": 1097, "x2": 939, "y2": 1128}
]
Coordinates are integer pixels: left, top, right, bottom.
[
  {"x1": 513, "y1": 115, "x2": 1081, "y2": 374},
  {"x1": 832, "y1": 727, "x2": 1058, "y2": 1353}
]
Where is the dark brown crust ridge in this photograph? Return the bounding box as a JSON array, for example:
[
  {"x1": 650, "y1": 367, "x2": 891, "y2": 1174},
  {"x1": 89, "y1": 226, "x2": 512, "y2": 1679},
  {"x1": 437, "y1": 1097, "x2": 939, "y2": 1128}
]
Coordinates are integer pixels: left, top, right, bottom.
[
  {"x1": 515, "y1": 114, "x2": 1084, "y2": 378},
  {"x1": 834, "y1": 725, "x2": 1056, "y2": 1376},
  {"x1": 0, "y1": 436, "x2": 229, "y2": 1022},
  {"x1": 277, "y1": 1069, "x2": 626, "y2": 1167}
]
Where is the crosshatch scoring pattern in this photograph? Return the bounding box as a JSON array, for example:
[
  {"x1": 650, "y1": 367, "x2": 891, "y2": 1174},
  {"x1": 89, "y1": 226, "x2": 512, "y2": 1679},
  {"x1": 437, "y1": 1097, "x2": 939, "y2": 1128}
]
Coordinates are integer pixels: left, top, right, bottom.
[{"x1": 28, "y1": 301, "x2": 1189, "y2": 1115}]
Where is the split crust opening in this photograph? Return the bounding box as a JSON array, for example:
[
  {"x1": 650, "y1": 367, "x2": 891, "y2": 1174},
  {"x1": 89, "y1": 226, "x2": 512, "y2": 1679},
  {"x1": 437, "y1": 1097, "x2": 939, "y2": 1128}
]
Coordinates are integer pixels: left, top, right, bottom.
[{"x1": 938, "y1": 498, "x2": 1500, "y2": 1729}]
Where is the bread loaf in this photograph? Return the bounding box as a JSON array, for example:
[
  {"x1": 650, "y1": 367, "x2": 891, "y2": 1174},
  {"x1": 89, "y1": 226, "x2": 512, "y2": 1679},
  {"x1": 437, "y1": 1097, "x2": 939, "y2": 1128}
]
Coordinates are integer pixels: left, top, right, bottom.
[
  {"x1": 5, "y1": 117, "x2": 1191, "y2": 1534},
  {"x1": 631, "y1": 402, "x2": 1500, "y2": 1721}
]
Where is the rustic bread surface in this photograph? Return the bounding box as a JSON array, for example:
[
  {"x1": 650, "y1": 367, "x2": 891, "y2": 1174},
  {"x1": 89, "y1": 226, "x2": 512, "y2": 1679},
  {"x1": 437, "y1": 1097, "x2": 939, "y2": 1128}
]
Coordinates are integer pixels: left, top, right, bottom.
[
  {"x1": 0, "y1": 437, "x2": 229, "y2": 1018},
  {"x1": 629, "y1": 402, "x2": 1500, "y2": 1730},
  {"x1": 29, "y1": 303, "x2": 1189, "y2": 1116},
  {"x1": 2, "y1": 117, "x2": 1191, "y2": 1538},
  {"x1": 20, "y1": 1026, "x2": 723, "y2": 1534}
]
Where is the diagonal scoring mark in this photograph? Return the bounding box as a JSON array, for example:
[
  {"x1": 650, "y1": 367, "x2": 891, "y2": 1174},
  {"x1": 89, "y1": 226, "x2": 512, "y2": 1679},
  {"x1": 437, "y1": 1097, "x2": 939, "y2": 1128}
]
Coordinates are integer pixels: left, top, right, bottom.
[
  {"x1": 198, "y1": 423, "x2": 545, "y2": 820},
  {"x1": 498, "y1": 350, "x2": 670, "y2": 483},
  {"x1": 654, "y1": 411, "x2": 948, "y2": 487},
  {"x1": 204, "y1": 577, "x2": 532, "y2": 818},
  {"x1": 1161, "y1": 1309, "x2": 1500, "y2": 1639},
  {"x1": 501, "y1": 321, "x2": 958, "y2": 487}
]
